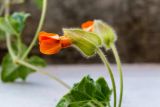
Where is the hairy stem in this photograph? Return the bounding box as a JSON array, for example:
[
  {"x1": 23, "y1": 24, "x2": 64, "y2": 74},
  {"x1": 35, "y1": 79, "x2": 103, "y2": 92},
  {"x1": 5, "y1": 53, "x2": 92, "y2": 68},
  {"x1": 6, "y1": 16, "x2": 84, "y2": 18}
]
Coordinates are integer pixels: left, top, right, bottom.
[
  {"x1": 97, "y1": 48, "x2": 117, "y2": 107},
  {"x1": 16, "y1": 59, "x2": 71, "y2": 89},
  {"x1": 111, "y1": 44, "x2": 123, "y2": 107},
  {"x1": 21, "y1": 0, "x2": 47, "y2": 60}
]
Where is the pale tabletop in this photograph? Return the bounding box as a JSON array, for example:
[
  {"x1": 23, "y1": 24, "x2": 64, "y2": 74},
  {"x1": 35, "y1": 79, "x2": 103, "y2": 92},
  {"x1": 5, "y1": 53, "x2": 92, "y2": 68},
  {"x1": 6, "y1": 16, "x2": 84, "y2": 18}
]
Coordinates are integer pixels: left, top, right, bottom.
[{"x1": 0, "y1": 64, "x2": 160, "y2": 107}]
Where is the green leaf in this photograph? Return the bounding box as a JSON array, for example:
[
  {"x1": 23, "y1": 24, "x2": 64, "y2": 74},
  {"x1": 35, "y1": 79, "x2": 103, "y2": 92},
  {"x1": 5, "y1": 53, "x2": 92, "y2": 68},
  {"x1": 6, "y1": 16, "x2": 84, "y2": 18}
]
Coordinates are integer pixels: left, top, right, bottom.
[
  {"x1": 63, "y1": 29, "x2": 102, "y2": 57},
  {"x1": 1, "y1": 54, "x2": 34, "y2": 82},
  {"x1": 0, "y1": 12, "x2": 30, "y2": 36},
  {"x1": 11, "y1": 12, "x2": 30, "y2": 33},
  {"x1": 0, "y1": 17, "x2": 18, "y2": 35},
  {"x1": 28, "y1": 56, "x2": 46, "y2": 67},
  {"x1": 33, "y1": 0, "x2": 43, "y2": 9},
  {"x1": 56, "y1": 76, "x2": 112, "y2": 107},
  {"x1": 93, "y1": 20, "x2": 117, "y2": 48},
  {"x1": 1, "y1": 54, "x2": 46, "y2": 82}
]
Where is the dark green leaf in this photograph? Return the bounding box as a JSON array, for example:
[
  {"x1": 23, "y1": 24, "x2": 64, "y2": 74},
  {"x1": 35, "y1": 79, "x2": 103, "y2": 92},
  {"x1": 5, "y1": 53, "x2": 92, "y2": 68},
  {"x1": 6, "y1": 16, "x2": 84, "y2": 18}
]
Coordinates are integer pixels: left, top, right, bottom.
[
  {"x1": 1, "y1": 54, "x2": 34, "y2": 82},
  {"x1": 1, "y1": 54, "x2": 46, "y2": 82},
  {"x1": 63, "y1": 29, "x2": 102, "y2": 57},
  {"x1": 56, "y1": 76, "x2": 112, "y2": 107}
]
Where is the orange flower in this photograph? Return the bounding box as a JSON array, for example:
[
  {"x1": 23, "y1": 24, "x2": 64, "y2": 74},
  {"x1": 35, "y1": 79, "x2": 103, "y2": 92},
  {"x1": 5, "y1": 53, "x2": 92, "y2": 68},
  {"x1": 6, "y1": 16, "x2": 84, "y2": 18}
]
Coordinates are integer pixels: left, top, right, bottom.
[
  {"x1": 39, "y1": 31, "x2": 72, "y2": 55},
  {"x1": 81, "y1": 20, "x2": 94, "y2": 32}
]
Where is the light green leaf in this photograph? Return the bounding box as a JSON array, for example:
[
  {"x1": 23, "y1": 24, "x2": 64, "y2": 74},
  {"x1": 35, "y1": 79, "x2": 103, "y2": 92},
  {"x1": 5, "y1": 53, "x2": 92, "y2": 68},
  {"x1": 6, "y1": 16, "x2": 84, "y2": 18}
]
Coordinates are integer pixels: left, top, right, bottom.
[
  {"x1": 94, "y1": 20, "x2": 117, "y2": 48},
  {"x1": 63, "y1": 29, "x2": 102, "y2": 57},
  {"x1": 0, "y1": 17, "x2": 18, "y2": 35},
  {"x1": 56, "y1": 76, "x2": 112, "y2": 107}
]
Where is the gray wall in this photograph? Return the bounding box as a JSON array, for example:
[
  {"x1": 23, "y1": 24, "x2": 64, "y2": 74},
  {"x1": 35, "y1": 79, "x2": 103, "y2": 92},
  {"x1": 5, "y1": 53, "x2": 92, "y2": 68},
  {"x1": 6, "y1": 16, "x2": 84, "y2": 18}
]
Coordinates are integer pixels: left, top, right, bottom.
[{"x1": 0, "y1": 0, "x2": 160, "y2": 63}]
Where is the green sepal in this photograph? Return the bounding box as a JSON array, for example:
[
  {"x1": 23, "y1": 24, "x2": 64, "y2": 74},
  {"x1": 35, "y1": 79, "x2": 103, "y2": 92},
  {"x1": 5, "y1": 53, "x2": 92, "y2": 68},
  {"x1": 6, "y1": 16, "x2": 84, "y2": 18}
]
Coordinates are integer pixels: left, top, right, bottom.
[
  {"x1": 63, "y1": 29, "x2": 102, "y2": 57},
  {"x1": 94, "y1": 20, "x2": 117, "y2": 49},
  {"x1": 56, "y1": 76, "x2": 112, "y2": 107}
]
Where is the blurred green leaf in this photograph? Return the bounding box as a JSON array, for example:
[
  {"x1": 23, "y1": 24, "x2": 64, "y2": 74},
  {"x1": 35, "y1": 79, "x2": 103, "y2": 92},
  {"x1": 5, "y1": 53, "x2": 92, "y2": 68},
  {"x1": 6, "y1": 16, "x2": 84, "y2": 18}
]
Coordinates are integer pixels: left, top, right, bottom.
[
  {"x1": 1, "y1": 54, "x2": 46, "y2": 82},
  {"x1": 0, "y1": 17, "x2": 18, "y2": 35},
  {"x1": 0, "y1": 12, "x2": 30, "y2": 36},
  {"x1": 1, "y1": 54, "x2": 33, "y2": 82},
  {"x1": 11, "y1": 12, "x2": 30, "y2": 33},
  {"x1": 94, "y1": 20, "x2": 117, "y2": 48},
  {"x1": 56, "y1": 76, "x2": 112, "y2": 107},
  {"x1": 63, "y1": 29, "x2": 102, "y2": 57},
  {"x1": 33, "y1": 0, "x2": 43, "y2": 9}
]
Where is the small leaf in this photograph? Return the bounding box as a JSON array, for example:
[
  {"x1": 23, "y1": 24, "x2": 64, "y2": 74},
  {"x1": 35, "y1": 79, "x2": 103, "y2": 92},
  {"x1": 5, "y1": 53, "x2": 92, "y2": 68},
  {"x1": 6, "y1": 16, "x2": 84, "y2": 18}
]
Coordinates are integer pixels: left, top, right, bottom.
[
  {"x1": 33, "y1": 0, "x2": 43, "y2": 9},
  {"x1": 0, "y1": 12, "x2": 30, "y2": 36},
  {"x1": 0, "y1": 17, "x2": 18, "y2": 35},
  {"x1": 56, "y1": 76, "x2": 112, "y2": 107},
  {"x1": 94, "y1": 20, "x2": 117, "y2": 48},
  {"x1": 11, "y1": 12, "x2": 30, "y2": 33},
  {"x1": 28, "y1": 56, "x2": 46, "y2": 67},
  {"x1": 63, "y1": 29, "x2": 102, "y2": 57}
]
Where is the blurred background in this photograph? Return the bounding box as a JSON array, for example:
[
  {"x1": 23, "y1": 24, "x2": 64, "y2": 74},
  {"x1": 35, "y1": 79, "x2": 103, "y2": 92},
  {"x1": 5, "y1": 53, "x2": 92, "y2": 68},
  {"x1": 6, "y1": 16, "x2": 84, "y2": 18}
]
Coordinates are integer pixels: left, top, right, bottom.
[{"x1": 0, "y1": 0, "x2": 160, "y2": 64}]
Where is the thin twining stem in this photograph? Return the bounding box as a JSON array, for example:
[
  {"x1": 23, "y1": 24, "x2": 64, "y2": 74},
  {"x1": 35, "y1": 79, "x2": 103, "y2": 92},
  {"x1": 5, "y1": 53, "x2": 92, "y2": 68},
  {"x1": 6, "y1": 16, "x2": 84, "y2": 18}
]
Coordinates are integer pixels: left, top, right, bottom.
[
  {"x1": 97, "y1": 48, "x2": 117, "y2": 107},
  {"x1": 21, "y1": 0, "x2": 48, "y2": 60},
  {"x1": 111, "y1": 44, "x2": 123, "y2": 107},
  {"x1": 16, "y1": 59, "x2": 71, "y2": 89}
]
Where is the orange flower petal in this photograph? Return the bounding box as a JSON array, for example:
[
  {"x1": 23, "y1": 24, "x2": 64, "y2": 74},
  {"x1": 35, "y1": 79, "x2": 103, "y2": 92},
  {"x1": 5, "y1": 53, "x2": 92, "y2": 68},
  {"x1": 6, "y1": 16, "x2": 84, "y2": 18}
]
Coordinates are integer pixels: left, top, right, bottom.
[
  {"x1": 38, "y1": 31, "x2": 62, "y2": 55},
  {"x1": 39, "y1": 31, "x2": 59, "y2": 42},
  {"x1": 60, "y1": 36, "x2": 72, "y2": 48},
  {"x1": 81, "y1": 20, "x2": 94, "y2": 32},
  {"x1": 40, "y1": 39, "x2": 62, "y2": 55}
]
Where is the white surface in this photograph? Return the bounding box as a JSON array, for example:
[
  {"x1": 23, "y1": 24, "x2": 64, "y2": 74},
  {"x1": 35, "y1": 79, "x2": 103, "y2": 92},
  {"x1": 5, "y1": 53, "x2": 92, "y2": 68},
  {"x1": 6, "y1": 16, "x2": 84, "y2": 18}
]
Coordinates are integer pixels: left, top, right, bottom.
[{"x1": 0, "y1": 64, "x2": 160, "y2": 107}]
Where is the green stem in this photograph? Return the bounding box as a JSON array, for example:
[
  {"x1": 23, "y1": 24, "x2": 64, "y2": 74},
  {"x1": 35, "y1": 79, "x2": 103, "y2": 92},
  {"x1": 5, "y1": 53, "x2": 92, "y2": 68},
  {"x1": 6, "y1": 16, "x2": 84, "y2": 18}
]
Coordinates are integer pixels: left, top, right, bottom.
[
  {"x1": 17, "y1": 35, "x2": 22, "y2": 57},
  {"x1": 4, "y1": 0, "x2": 16, "y2": 60},
  {"x1": 97, "y1": 48, "x2": 117, "y2": 107},
  {"x1": 21, "y1": 0, "x2": 47, "y2": 60},
  {"x1": 111, "y1": 44, "x2": 123, "y2": 107},
  {"x1": 16, "y1": 59, "x2": 71, "y2": 89},
  {"x1": 6, "y1": 34, "x2": 16, "y2": 60}
]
